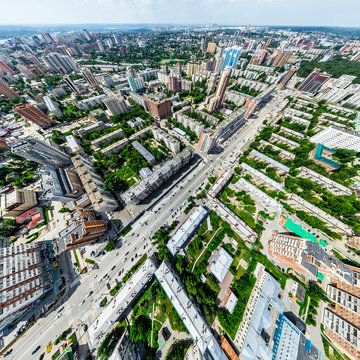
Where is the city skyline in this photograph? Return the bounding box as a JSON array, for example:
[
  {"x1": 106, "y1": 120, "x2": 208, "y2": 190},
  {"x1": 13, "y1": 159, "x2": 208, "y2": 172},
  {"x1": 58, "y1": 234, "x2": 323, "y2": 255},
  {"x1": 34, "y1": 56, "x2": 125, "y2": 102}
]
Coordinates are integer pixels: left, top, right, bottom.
[{"x1": 0, "y1": 0, "x2": 360, "y2": 27}]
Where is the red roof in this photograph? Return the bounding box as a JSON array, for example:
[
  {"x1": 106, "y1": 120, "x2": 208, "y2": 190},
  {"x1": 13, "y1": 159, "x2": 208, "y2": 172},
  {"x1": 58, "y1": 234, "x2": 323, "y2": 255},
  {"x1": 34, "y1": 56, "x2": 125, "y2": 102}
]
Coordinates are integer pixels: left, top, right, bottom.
[
  {"x1": 28, "y1": 213, "x2": 42, "y2": 229},
  {"x1": 16, "y1": 207, "x2": 38, "y2": 224}
]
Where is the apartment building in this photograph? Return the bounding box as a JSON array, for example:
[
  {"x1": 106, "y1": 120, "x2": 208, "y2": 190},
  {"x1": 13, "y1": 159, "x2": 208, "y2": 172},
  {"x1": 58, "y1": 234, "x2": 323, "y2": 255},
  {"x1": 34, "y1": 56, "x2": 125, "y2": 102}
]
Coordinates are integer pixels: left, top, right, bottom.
[
  {"x1": 14, "y1": 104, "x2": 55, "y2": 128},
  {"x1": 297, "y1": 167, "x2": 352, "y2": 196},
  {"x1": 259, "y1": 140, "x2": 295, "y2": 161},
  {"x1": 57, "y1": 211, "x2": 107, "y2": 254},
  {"x1": 71, "y1": 155, "x2": 118, "y2": 212},
  {"x1": 0, "y1": 242, "x2": 56, "y2": 330},
  {"x1": 249, "y1": 150, "x2": 290, "y2": 175},
  {"x1": 120, "y1": 150, "x2": 193, "y2": 205},
  {"x1": 131, "y1": 140, "x2": 156, "y2": 166},
  {"x1": 145, "y1": 98, "x2": 172, "y2": 119},
  {"x1": 151, "y1": 127, "x2": 180, "y2": 154},
  {"x1": 287, "y1": 193, "x2": 353, "y2": 235},
  {"x1": 91, "y1": 128, "x2": 125, "y2": 149},
  {"x1": 0, "y1": 189, "x2": 37, "y2": 218},
  {"x1": 269, "y1": 133, "x2": 300, "y2": 150}
]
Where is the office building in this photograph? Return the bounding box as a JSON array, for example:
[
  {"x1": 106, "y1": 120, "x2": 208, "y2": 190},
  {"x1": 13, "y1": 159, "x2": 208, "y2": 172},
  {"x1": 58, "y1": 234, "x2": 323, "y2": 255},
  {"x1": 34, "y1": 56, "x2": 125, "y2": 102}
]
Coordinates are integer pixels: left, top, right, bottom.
[
  {"x1": 207, "y1": 41, "x2": 216, "y2": 54},
  {"x1": 43, "y1": 96, "x2": 62, "y2": 117},
  {"x1": 82, "y1": 68, "x2": 99, "y2": 88},
  {"x1": 156, "y1": 262, "x2": 227, "y2": 360},
  {"x1": 57, "y1": 211, "x2": 107, "y2": 254},
  {"x1": 0, "y1": 81, "x2": 17, "y2": 98},
  {"x1": 11, "y1": 138, "x2": 70, "y2": 168},
  {"x1": 101, "y1": 74, "x2": 114, "y2": 88},
  {"x1": 0, "y1": 242, "x2": 56, "y2": 330},
  {"x1": 167, "y1": 206, "x2": 208, "y2": 255},
  {"x1": 127, "y1": 75, "x2": 145, "y2": 93},
  {"x1": 309, "y1": 144, "x2": 338, "y2": 171},
  {"x1": 309, "y1": 126, "x2": 360, "y2": 152},
  {"x1": 167, "y1": 76, "x2": 181, "y2": 94},
  {"x1": 71, "y1": 155, "x2": 118, "y2": 212},
  {"x1": 14, "y1": 104, "x2": 55, "y2": 128},
  {"x1": 103, "y1": 96, "x2": 128, "y2": 116},
  {"x1": 120, "y1": 150, "x2": 192, "y2": 205},
  {"x1": 145, "y1": 98, "x2": 172, "y2": 119},
  {"x1": 323, "y1": 266, "x2": 360, "y2": 360},
  {"x1": 221, "y1": 46, "x2": 243, "y2": 71},
  {"x1": 96, "y1": 40, "x2": 105, "y2": 52},
  {"x1": 0, "y1": 189, "x2": 37, "y2": 218},
  {"x1": 234, "y1": 263, "x2": 284, "y2": 359},
  {"x1": 297, "y1": 68, "x2": 331, "y2": 95}
]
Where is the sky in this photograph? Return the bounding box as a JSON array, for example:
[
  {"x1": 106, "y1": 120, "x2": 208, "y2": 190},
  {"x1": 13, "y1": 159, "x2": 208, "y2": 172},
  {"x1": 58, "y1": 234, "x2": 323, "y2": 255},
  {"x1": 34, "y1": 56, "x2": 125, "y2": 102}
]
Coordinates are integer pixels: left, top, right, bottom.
[{"x1": 0, "y1": 0, "x2": 359, "y2": 27}]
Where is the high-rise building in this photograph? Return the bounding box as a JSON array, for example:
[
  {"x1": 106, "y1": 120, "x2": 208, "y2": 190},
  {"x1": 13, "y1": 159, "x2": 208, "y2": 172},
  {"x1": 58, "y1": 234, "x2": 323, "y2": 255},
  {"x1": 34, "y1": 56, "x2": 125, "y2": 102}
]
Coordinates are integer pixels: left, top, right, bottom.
[
  {"x1": 105, "y1": 39, "x2": 113, "y2": 48},
  {"x1": 186, "y1": 61, "x2": 201, "y2": 77},
  {"x1": 161, "y1": 64, "x2": 169, "y2": 74},
  {"x1": 57, "y1": 211, "x2": 107, "y2": 254},
  {"x1": 64, "y1": 76, "x2": 86, "y2": 94},
  {"x1": 200, "y1": 36, "x2": 206, "y2": 52},
  {"x1": 127, "y1": 76, "x2": 145, "y2": 93},
  {"x1": 206, "y1": 67, "x2": 232, "y2": 112},
  {"x1": 11, "y1": 138, "x2": 71, "y2": 168},
  {"x1": 207, "y1": 42, "x2": 216, "y2": 54},
  {"x1": 113, "y1": 33, "x2": 121, "y2": 45},
  {"x1": 207, "y1": 73, "x2": 218, "y2": 93},
  {"x1": 43, "y1": 96, "x2": 62, "y2": 117},
  {"x1": 41, "y1": 32, "x2": 55, "y2": 44},
  {"x1": 270, "y1": 50, "x2": 292, "y2": 67},
  {"x1": 197, "y1": 131, "x2": 216, "y2": 154},
  {"x1": 103, "y1": 96, "x2": 128, "y2": 115},
  {"x1": 14, "y1": 104, "x2": 55, "y2": 128},
  {"x1": 96, "y1": 40, "x2": 105, "y2": 52},
  {"x1": 0, "y1": 242, "x2": 57, "y2": 330},
  {"x1": 222, "y1": 46, "x2": 243, "y2": 70},
  {"x1": 44, "y1": 53, "x2": 78, "y2": 73},
  {"x1": 167, "y1": 76, "x2": 181, "y2": 94},
  {"x1": 83, "y1": 29, "x2": 92, "y2": 41},
  {"x1": 145, "y1": 98, "x2": 172, "y2": 119},
  {"x1": 82, "y1": 68, "x2": 99, "y2": 88},
  {"x1": 71, "y1": 155, "x2": 118, "y2": 212},
  {"x1": 297, "y1": 68, "x2": 331, "y2": 95},
  {"x1": 175, "y1": 63, "x2": 182, "y2": 74},
  {"x1": 0, "y1": 61, "x2": 15, "y2": 75},
  {"x1": 0, "y1": 189, "x2": 37, "y2": 218},
  {"x1": 0, "y1": 81, "x2": 18, "y2": 98},
  {"x1": 277, "y1": 66, "x2": 298, "y2": 90},
  {"x1": 127, "y1": 68, "x2": 137, "y2": 78}
]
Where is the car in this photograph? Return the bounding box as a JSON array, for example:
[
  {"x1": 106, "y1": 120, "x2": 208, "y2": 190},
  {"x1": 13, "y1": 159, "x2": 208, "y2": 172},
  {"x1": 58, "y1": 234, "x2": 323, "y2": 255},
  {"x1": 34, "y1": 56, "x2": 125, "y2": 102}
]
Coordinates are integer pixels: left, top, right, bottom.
[
  {"x1": 131, "y1": 258, "x2": 134, "y2": 262},
  {"x1": 106, "y1": 283, "x2": 111, "y2": 290},
  {"x1": 58, "y1": 307, "x2": 64, "y2": 313},
  {"x1": 57, "y1": 313, "x2": 62, "y2": 319},
  {"x1": 136, "y1": 234, "x2": 139, "y2": 237},
  {"x1": 103, "y1": 274, "x2": 107, "y2": 279},
  {"x1": 118, "y1": 270, "x2": 122, "y2": 276},
  {"x1": 143, "y1": 245, "x2": 146, "y2": 249},
  {"x1": 39, "y1": 353, "x2": 45, "y2": 360},
  {"x1": 4, "y1": 349, "x2": 13, "y2": 357},
  {"x1": 125, "y1": 251, "x2": 129, "y2": 256},
  {"x1": 123, "y1": 258, "x2": 127, "y2": 262},
  {"x1": 83, "y1": 324, "x2": 88, "y2": 332},
  {"x1": 135, "y1": 254, "x2": 138, "y2": 258},
  {"x1": 32, "y1": 346, "x2": 41, "y2": 355},
  {"x1": 111, "y1": 265, "x2": 116, "y2": 271},
  {"x1": 115, "y1": 278, "x2": 119, "y2": 284},
  {"x1": 79, "y1": 300, "x2": 85, "y2": 306},
  {"x1": 86, "y1": 291, "x2": 93, "y2": 298},
  {"x1": 347, "y1": 250, "x2": 351, "y2": 253}
]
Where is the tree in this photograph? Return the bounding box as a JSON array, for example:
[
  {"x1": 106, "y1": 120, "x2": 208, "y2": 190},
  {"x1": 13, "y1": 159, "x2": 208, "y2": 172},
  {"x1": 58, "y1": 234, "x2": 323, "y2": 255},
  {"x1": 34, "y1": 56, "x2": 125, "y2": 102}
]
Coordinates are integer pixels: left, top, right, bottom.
[
  {"x1": 58, "y1": 207, "x2": 70, "y2": 213},
  {"x1": 104, "y1": 172, "x2": 128, "y2": 192}
]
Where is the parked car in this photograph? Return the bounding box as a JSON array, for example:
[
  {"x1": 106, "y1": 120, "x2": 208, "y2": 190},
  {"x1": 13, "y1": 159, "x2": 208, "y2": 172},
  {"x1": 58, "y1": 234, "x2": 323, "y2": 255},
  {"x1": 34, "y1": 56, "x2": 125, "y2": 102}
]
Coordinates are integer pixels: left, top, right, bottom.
[
  {"x1": 4, "y1": 349, "x2": 13, "y2": 357},
  {"x1": 39, "y1": 353, "x2": 45, "y2": 360},
  {"x1": 32, "y1": 346, "x2": 41, "y2": 355},
  {"x1": 111, "y1": 265, "x2": 116, "y2": 271},
  {"x1": 83, "y1": 324, "x2": 88, "y2": 332},
  {"x1": 106, "y1": 283, "x2": 111, "y2": 290}
]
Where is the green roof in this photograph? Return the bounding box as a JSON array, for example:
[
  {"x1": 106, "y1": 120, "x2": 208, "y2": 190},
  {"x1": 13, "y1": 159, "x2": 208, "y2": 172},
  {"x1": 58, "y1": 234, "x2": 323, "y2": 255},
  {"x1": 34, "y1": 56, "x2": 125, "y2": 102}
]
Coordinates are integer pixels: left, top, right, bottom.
[
  {"x1": 317, "y1": 272, "x2": 324, "y2": 282},
  {"x1": 314, "y1": 144, "x2": 339, "y2": 169},
  {"x1": 284, "y1": 218, "x2": 318, "y2": 243},
  {"x1": 320, "y1": 239, "x2": 328, "y2": 248}
]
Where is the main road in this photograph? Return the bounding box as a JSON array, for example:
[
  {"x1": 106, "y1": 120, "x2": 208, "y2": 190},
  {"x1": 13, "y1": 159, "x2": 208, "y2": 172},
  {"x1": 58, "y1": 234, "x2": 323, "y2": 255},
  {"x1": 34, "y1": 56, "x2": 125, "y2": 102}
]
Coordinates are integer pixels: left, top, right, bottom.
[{"x1": 9, "y1": 91, "x2": 282, "y2": 360}]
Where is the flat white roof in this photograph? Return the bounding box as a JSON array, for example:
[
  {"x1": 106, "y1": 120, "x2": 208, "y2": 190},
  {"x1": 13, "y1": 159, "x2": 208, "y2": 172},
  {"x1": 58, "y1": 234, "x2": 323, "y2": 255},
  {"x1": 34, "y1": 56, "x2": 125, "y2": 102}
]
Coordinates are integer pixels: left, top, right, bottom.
[
  {"x1": 155, "y1": 262, "x2": 227, "y2": 360},
  {"x1": 167, "y1": 206, "x2": 208, "y2": 255},
  {"x1": 88, "y1": 258, "x2": 156, "y2": 348}
]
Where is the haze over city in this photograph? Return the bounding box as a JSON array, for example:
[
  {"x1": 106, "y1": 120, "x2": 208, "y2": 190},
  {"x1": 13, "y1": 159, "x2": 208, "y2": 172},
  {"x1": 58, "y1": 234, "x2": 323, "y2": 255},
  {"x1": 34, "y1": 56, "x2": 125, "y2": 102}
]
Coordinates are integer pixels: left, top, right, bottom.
[{"x1": 0, "y1": 3, "x2": 360, "y2": 360}]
